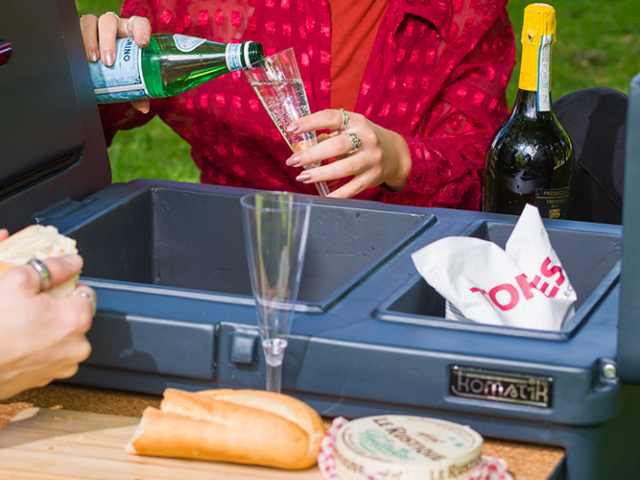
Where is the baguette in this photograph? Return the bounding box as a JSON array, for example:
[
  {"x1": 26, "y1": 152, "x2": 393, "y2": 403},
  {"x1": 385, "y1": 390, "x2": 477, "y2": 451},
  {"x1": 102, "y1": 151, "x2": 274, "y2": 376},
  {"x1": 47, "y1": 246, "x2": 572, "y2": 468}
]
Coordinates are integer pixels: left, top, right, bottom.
[
  {"x1": 0, "y1": 225, "x2": 78, "y2": 297},
  {"x1": 126, "y1": 388, "x2": 326, "y2": 470}
]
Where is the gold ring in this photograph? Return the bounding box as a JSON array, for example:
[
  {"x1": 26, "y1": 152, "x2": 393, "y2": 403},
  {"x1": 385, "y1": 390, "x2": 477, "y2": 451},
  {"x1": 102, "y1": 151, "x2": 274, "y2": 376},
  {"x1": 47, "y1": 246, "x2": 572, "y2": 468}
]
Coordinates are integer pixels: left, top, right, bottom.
[
  {"x1": 339, "y1": 108, "x2": 349, "y2": 131},
  {"x1": 346, "y1": 133, "x2": 362, "y2": 152},
  {"x1": 73, "y1": 289, "x2": 97, "y2": 316},
  {"x1": 27, "y1": 259, "x2": 51, "y2": 293}
]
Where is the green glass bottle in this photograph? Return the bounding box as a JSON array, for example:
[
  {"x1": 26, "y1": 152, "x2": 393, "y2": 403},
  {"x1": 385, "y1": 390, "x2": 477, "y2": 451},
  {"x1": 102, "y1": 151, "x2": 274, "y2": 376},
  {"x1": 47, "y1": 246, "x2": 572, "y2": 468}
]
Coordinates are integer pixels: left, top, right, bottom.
[
  {"x1": 484, "y1": 4, "x2": 573, "y2": 219},
  {"x1": 90, "y1": 34, "x2": 264, "y2": 104}
]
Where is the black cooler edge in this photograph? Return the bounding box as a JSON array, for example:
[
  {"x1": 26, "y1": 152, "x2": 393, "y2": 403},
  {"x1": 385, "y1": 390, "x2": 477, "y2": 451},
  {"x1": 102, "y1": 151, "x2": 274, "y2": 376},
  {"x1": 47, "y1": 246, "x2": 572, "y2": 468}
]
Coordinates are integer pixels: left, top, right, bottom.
[{"x1": 0, "y1": 0, "x2": 111, "y2": 231}]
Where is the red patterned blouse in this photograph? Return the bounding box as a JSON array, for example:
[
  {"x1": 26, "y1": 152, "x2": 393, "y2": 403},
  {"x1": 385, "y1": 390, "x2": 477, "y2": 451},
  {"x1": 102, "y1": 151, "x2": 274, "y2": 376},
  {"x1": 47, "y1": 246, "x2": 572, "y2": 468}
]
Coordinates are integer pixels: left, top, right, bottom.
[{"x1": 101, "y1": 0, "x2": 516, "y2": 210}]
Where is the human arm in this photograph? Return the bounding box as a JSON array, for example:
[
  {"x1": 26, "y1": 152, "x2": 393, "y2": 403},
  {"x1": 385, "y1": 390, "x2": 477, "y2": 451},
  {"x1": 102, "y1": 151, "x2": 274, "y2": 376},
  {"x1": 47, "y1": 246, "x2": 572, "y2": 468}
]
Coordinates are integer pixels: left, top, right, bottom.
[
  {"x1": 282, "y1": 5, "x2": 516, "y2": 209},
  {"x1": 0, "y1": 230, "x2": 96, "y2": 400},
  {"x1": 80, "y1": 12, "x2": 152, "y2": 113},
  {"x1": 79, "y1": 9, "x2": 165, "y2": 146}
]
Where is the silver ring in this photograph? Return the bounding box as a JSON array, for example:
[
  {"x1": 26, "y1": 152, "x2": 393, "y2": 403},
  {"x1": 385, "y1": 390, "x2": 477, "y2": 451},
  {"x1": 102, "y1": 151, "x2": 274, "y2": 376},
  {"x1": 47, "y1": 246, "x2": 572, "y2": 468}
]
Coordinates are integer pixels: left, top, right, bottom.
[
  {"x1": 27, "y1": 258, "x2": 52, "y2": 293},
  {"x1": 339, "y1": 108, "x2": 349, "y2": 131},
  {"x1": 126, "y1": 15, "x2": 139, "y2": 37},
  {"x1": 346, "y1": 133, "x2": 362, "y2": 152},
  {"x1": 105, "y1": 11, "x2": 121, "y2": 28},
  {"x1": 73, "y1": 290, "x2": 97, "y2": 316}
]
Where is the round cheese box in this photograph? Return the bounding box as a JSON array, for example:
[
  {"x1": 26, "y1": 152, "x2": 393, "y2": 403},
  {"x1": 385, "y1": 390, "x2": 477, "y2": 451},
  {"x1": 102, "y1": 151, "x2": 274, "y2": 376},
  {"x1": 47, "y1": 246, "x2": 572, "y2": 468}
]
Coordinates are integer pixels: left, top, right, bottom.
[{"x1": 335, "y1": 415, "x2": 483, "y2": 480}]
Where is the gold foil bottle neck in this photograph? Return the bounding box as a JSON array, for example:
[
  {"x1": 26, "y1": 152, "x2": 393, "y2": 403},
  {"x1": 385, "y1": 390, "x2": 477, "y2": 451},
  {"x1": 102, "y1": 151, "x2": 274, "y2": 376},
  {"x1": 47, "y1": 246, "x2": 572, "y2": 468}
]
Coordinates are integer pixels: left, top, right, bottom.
[
  {"x1": 521, "y1": 3, "x2": 557, "y2": 46},
  {"x1": 518, "y1": 3, "x2": 556, "y2": 93}
]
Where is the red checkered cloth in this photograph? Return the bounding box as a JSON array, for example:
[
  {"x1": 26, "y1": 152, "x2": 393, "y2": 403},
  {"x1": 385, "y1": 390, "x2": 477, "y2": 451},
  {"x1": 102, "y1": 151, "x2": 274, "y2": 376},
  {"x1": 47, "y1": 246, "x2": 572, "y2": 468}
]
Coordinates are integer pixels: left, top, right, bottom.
[{"x1": 317, "y1": 417, "x2": 514, "y2": 480}]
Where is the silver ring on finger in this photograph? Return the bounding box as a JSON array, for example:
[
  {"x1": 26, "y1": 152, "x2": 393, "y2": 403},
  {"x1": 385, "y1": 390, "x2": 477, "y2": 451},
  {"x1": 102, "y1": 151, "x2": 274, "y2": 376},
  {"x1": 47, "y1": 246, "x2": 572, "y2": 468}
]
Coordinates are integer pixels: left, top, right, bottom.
[
  {"x1": 126, "y1": 15, "x2": 139, "y2": 37},
  {"x1": 338, "y1": 108, "x2": 350, "y2": 132},
  {"x1": 105, "y1": 11, "x2": 122, "y2": 28},
  {"x1": 73, "y1": 289, "x2": 98, "y2": 316},
  {"x1": 27, "y1": 258, "x2": 52, "y2": 293},
  {"x1": 346, "y1": 133, "x2": 362, "y2": 152}
]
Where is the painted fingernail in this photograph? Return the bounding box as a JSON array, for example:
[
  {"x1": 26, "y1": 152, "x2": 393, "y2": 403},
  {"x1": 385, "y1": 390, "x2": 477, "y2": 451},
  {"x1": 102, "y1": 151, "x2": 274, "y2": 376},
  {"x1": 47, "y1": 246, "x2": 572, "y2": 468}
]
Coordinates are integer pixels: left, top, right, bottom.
[
  {"x1": 90, "y1": 49, "x2": 99, "y2": 62},
  {"x1": 287, "y1": 122, "x2": 301, "y2": 133},
  {"x1": 104, "y1": 51, "x2": 114, "y2": 66},
  {"x1": 296, "y1": 173, "x2": 312, "y2": 182},
  {"x1": 286, "y1": 156, "x2": 300, "y2": 167}
]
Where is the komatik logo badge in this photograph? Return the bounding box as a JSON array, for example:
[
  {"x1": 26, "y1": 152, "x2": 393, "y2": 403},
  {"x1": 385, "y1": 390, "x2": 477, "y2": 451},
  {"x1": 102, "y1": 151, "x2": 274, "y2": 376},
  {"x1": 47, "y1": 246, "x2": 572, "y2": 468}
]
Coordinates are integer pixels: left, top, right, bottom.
[{"x1": 450, "y1": 366, "x2": 553, "y2": 408}]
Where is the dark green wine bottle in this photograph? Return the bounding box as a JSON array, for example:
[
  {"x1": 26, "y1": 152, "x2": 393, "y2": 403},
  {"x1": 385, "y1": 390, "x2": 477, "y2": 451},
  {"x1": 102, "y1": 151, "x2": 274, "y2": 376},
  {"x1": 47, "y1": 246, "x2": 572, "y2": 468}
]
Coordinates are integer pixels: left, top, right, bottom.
[
  {"x1": 484, "y1": 4, "x2": 573, "y2": 219},
  {"x1": 91, "y1": 34, "x2": 264, "y2": 104}
]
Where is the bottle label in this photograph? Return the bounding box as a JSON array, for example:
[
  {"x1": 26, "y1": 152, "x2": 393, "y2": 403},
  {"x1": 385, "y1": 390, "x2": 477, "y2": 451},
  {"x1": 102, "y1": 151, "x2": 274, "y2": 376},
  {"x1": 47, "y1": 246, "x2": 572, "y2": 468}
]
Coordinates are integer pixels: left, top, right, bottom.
[
  {"x1": 534, "y1": 186, "x2": 569, "y2": 219},
  {"x1": 226, "y1": 43, "x2": 244, "y2": 71},
  {"x1": 90, "y1": 37, "x2": 148, "y2": 104},
  {"x1": 173, "y1": 34, "x2": 206, "y2": 52},
  {"x1": 537, "y1": 34, "x2": 553, "y2": 112}
]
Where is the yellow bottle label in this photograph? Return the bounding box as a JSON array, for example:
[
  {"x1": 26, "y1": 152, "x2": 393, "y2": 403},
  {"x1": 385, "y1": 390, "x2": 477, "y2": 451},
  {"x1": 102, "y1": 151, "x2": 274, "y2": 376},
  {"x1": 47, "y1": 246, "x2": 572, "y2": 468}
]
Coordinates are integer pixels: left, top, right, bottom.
[{"x1": 518, "y1": 3, "x2": 556, "y2": 110}]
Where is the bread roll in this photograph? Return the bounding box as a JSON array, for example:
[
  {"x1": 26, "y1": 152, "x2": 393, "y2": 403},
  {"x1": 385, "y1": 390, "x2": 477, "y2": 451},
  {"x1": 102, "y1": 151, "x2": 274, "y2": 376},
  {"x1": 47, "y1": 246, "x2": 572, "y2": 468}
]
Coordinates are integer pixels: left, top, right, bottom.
[
  {"x1": 0, "y1": 260, "x2": 17, "y2": 277},
  {"x1": 0, "y1": 225, "x2": 78, "y2": 297},
  {"x1": 126, "y1": 388, "x2": 326, "y2": 470}
]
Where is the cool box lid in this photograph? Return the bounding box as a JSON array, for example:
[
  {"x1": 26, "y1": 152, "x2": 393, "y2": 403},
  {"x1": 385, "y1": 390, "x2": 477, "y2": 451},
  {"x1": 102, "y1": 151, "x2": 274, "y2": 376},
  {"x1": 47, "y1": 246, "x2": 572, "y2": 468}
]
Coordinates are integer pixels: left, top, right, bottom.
[
  {"x1": 0, "y1": 0, "x2": 111, "y2": 232},
  {"x1": 618, "y1": 72, "x2": 640, "y2": 384}
]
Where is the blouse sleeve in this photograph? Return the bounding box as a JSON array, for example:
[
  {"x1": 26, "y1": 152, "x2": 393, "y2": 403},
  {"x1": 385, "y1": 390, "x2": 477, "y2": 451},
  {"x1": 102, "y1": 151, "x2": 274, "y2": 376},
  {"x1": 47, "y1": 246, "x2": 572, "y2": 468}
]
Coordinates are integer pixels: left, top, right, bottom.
[{"x1": 372, "y1": 7, "x2": 516, "y2": 210}]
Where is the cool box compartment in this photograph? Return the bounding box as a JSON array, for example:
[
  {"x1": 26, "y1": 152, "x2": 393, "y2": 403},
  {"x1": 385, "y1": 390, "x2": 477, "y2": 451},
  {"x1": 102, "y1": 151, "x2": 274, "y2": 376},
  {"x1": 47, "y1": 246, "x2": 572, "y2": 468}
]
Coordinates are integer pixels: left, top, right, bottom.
[
  {"x1": 63, "y1": 181, "x2": 434, "y2": 310},
  {"x1": 376, "y1": 219, "x2": 622, "y2": 340}
]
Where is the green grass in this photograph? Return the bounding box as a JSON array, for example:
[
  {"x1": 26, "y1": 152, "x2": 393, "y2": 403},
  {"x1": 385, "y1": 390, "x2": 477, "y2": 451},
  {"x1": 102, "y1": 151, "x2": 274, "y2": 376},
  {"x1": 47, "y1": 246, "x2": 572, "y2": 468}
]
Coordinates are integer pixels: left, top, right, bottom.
[
  {"x1": 506, "y1": 0, "x2": 640, "y2": 103},
  {"x1": 77, "y1": 0, "x2": 640, "y2": 184},
  {"x1": 103, "y1": 116, "x2": 199, "y2": 183}
]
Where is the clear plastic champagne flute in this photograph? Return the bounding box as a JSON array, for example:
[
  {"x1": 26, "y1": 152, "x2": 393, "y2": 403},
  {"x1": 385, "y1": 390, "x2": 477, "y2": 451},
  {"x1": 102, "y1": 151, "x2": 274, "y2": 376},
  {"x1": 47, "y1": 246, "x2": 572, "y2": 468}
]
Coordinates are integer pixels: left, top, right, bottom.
[
  {"x1": 240, "y1": 191, "x2": 312, "y2": 392},
  {"x1": 244, "y1": 48, "x2": 330, "y2": 197}
]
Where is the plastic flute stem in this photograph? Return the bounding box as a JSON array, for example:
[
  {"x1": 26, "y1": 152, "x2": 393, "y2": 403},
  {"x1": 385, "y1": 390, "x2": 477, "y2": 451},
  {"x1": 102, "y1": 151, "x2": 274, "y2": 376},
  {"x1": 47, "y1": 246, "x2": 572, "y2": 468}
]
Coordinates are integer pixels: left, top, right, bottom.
[
  {"x1": 302, "y1": 163, "x2": 330, "y2": 197},
  {"x1": 266, "y1": 364, "x2": 283, "y2": 393},
  {"x1": 315, "y1": 180, "x2": 330, "y2": 197}
]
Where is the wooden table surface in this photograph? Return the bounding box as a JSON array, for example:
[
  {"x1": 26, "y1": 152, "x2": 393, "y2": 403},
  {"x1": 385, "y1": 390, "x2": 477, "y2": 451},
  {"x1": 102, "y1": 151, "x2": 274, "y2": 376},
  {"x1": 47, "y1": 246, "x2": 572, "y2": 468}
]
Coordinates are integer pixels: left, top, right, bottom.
[
  {"x1": 0, "y1": 384, "x2": 566, "y2": 480},
  {"x1": 0, "y1": 407, "x2": 325, "y2": 480}
]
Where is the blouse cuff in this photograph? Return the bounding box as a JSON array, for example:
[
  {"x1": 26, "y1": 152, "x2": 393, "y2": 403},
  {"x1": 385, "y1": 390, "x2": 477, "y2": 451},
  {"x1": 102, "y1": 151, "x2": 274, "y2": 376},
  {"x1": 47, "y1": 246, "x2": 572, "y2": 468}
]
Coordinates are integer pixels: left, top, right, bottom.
[{"x1": 378, "y1": 133, "x2": 432, "y2": 206}]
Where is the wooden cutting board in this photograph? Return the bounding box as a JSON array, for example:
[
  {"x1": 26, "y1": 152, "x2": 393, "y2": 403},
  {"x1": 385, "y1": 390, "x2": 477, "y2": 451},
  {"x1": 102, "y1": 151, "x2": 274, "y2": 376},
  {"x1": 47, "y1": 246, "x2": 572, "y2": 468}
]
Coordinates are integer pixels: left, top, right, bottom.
[
  {"x1": 0, "y1": 402, "x2": 565, "y2": 480},
  {"x1": 0, "y1": 407, "x2": 324, "y2": 480}
]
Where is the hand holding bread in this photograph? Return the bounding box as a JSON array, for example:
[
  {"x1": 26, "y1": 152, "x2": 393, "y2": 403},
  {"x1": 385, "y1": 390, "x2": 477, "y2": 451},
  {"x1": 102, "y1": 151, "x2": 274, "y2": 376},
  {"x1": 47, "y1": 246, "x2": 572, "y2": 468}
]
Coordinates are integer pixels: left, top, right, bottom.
[
  {"x1": 0, "y1": 225, "x2": 80, "y2": 297},
  {"x1": 0, "y1": 225, "x2": 95, "y2": 400},
  {"x1": 127, "y1": 388, "x2": 326, "y2": 470}
]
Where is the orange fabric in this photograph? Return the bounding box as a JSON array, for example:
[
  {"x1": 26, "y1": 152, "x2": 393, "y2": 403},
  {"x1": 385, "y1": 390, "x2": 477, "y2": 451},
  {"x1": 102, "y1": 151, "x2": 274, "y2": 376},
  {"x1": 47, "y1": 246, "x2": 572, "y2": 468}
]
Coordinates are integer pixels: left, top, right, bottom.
[{"x1": 329, "y1": 0, "x2": 388, "y2": 111}]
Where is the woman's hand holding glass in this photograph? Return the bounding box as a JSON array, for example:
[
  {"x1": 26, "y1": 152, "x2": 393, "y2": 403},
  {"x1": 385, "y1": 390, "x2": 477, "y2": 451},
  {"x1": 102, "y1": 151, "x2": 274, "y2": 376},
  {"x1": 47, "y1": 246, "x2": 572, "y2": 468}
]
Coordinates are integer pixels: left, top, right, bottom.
[{"x1": 285, "y1": 109, "x2": 413, "y2": 198}]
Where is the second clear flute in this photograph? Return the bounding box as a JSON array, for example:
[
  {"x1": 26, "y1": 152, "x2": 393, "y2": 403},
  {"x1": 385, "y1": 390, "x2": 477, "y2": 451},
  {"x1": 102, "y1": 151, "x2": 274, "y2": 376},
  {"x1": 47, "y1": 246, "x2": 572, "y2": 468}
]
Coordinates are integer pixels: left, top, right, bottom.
[
  {"x1": 240, "y1": 192, "x2": 312, "y2": 393},
  {"x1": 244, "y1": 48, "x2": 330, "y2": 197}
]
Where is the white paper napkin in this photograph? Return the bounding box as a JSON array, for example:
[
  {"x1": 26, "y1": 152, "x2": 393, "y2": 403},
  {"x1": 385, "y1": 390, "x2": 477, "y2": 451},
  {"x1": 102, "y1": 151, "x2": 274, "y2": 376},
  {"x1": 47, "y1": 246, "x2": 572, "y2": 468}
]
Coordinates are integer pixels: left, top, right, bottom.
[{"x1": 411, "y1": 205, "x2": 576, "y2": 331}]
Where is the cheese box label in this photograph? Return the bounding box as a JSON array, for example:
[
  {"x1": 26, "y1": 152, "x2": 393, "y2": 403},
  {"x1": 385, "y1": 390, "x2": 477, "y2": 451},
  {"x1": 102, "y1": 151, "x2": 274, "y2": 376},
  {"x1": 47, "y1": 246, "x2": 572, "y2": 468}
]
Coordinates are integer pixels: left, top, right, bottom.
[{"x1": 335, "y1": 415, "x2": 483, "y2": 480}]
